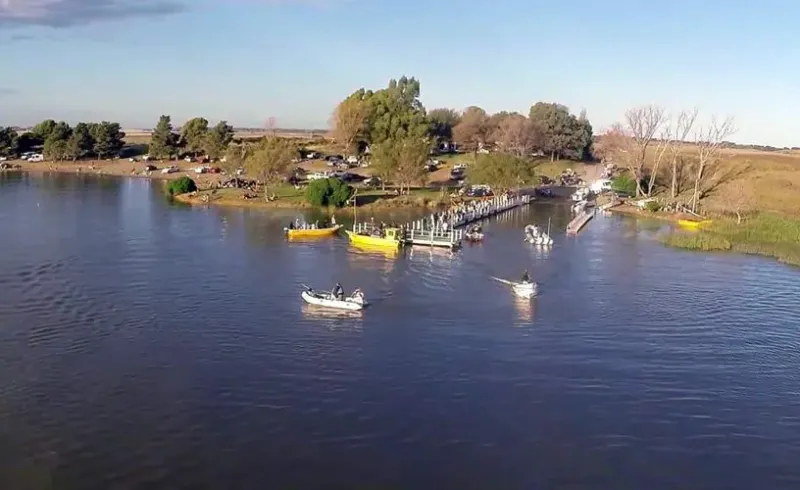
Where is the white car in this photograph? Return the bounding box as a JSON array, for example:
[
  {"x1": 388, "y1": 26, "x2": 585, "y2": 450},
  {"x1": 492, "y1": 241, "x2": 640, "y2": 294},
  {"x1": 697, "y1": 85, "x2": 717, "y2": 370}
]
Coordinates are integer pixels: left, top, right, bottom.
[
  {"x1": 161, "y1": 166, "x2": 179, "y2": 174},
  {"x1": 307, "y1": 171, "x2": 330, "y2": 181},
  {"x1": 0, "y1": 156, "x2": 7, "y2": 162},
  {"x1": 28, "y1": 154, "x2": 44, "y2": 162}
]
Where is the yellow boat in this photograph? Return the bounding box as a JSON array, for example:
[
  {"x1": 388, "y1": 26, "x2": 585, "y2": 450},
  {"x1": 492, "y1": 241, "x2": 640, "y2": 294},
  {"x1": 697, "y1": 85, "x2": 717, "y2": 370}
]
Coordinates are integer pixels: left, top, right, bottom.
[
  {"x1": 677, "y1": 219, "x2": 712, "y2": 230},
  {"x1": 285, "y1": 224, "x2": 342, "y2": 239},
  {"x1": 345, "y1": 227, "x2": 403, "y2": 248}
]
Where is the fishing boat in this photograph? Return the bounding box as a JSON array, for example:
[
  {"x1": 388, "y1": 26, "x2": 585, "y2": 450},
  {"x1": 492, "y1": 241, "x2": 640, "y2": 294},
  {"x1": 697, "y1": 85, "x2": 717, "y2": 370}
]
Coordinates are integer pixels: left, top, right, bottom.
[
  {"x1": 346, "y1": 193, "x2": 403, "y2": 248},
  {"x1": 301, "y1": 286, "x2": 368, "y2": 311},
  {"x1": 524, "y1": 222, "x2": 554, "y2": 246},
  {"x1": 285, "y1": 224, "x2": 342, "y2": 239},
  {"x1": 491, "y1": 277, "x2": 539, "y2": 298},
  {"x1": 346, "y1": 225, "x2": 403, "y2": 248},
  {"x1": 677, "y1": 219, "x2": 712, "y2": 229},
  {"x1": 465, "y1": 225, "x2": 484, "y2": 241}
]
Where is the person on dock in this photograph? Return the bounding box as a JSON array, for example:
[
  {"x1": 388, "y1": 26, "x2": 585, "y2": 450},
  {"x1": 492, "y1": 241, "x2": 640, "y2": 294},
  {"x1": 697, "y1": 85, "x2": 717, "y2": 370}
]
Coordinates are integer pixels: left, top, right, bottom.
[
  {"x1": 521, "y1": 270, "x2": 531, "y2": 284},
  {"x1": 333, "y1": 283, "x2": 344, "y2": 300}
]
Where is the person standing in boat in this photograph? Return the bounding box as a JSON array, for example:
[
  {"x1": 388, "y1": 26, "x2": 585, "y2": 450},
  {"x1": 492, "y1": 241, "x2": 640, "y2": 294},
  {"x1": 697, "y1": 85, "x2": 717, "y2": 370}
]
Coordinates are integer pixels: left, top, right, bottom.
[
  {"x1": 521, "y1": 270, "x2": 531, "y2": 283},
  {"x1": 333, "y1": 283, "x2": 344, "y2": 300}
]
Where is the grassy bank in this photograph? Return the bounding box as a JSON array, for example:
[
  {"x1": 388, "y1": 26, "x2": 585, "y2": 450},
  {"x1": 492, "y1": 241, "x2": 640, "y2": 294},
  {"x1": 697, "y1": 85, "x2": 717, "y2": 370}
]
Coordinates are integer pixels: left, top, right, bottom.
[
  {"x1": 175, "y1": 185, "x2": 451, "y2": 210},
  {"x1": 661, "y1": 214, "x2": 800, "y2": 266}
]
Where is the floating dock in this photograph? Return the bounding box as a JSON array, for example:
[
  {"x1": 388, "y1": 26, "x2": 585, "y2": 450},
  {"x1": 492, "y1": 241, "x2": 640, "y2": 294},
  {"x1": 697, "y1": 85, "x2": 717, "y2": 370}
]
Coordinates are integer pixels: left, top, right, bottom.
[
  {"x1": 402, "y1": 194, "x2": 532, "y2": 249},
  {"x1": 566, "y1": 210, "x2": 593, "y2": 235},
  {"x1": 404, "y1": 223, "x2": 463, "y2": 249}
]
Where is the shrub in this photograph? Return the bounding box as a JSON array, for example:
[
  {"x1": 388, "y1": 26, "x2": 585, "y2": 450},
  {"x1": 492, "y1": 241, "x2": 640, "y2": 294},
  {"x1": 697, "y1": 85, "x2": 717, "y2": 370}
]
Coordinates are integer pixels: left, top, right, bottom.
[
  {"x1": 304, "y1": 178, "x2": 354, "y2": 207},
  {"x1": 166, "y1": 176, "x2": 197, "y2": 196},
  {"x1": 611, "y1": 175, "x2": 637, "y2": 195},
  {"x1": 328, "y1": 178, "x2": 354, "y2": 207},
  {"x1": 305, "y1": 178, "x2": 332, "y2": 206},
  {"x1": 644, "y1": 200, "x2": 661, "y2": 212}
]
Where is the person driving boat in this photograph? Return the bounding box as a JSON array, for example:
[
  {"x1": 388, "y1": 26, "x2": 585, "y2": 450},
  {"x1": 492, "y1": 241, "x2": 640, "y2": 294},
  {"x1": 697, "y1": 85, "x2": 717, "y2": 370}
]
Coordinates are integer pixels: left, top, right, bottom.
[
  {"x1": 521, "y1": 270, "x2": 531, "y2": 283},
  {"x1": 333, "y1": 283, "x2": 344, "y2": 300}
]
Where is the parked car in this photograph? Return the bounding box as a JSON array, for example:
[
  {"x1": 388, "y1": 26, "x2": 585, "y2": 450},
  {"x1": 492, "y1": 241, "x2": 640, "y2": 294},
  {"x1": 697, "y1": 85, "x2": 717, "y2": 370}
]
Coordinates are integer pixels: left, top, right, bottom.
[{"x1": 161, "y1": 165, "x2": 179, "y2": 174}]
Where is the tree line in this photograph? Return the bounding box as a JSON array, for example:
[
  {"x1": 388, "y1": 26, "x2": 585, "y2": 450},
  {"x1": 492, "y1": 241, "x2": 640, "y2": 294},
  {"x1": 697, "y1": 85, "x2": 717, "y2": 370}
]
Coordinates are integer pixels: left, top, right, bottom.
[
  {"x1": 329, "y1": 76, "x2": 594, "y2": 193},
  {"x1": 147, "y1": 115, "x2": 235, "y2": 160},
  {"x1": 0, "y1": 120, "x2": 125, "y2": 160}
]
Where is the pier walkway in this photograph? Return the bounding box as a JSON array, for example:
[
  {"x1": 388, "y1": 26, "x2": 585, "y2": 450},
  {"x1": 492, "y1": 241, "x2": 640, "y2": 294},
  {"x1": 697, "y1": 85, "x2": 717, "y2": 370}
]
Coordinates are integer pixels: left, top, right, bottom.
[{"x1": 402, "y1": 194, "x2": 532, "y2": 249}]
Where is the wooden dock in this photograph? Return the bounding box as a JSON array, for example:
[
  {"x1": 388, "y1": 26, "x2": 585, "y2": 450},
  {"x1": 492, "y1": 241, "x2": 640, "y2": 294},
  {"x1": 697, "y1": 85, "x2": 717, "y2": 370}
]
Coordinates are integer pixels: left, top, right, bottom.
[{"x1": 566, "y1": 210, "x2": 593, "y2": 235}]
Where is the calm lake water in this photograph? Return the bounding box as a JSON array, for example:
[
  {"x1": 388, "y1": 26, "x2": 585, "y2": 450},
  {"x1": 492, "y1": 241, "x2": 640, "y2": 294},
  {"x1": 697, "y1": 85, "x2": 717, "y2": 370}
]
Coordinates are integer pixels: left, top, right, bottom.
[{"x1": 2, "y1": 172, "x2": 800, "y2": 490}]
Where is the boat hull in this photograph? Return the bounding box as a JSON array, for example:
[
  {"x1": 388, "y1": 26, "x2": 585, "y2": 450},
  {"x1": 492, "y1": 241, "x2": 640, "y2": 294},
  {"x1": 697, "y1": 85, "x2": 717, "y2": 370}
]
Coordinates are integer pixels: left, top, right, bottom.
[
  {"x1": 345, "y1": 230, "x2": 400, "y2": 248},
  {"x1": 301, "y1": 290, "x2": 366, "y2": 311},
  {"x1": 491, "y1": 277, "x2": 539, "y2": 298},
  {"x1": 677, "y1": 219, "x2": 712, "y2": 230},
  {"x1": 286, "y1": 224, "x2": 342, "y2": 239}
]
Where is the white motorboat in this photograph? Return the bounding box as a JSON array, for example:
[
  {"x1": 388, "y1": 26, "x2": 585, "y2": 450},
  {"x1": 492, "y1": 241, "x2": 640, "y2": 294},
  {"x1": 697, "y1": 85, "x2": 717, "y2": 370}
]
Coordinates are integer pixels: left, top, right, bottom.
[
  {"x1": 491, "y1": 277, "x2": 539, "y2": 298},
  {"x1": 301, "y1": 287, "x2": 368, "y2": 311},
  {"x1": 524, "y1": 223, "x2": 553, "y2": 246},
  {"x1": 465, "y1": 226, "x2": 484, "y2": 241}
]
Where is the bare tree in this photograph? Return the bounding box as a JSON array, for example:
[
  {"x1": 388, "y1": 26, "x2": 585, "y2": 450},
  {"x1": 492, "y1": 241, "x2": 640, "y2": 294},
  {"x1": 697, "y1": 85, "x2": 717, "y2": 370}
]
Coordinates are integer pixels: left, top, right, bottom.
[
  {"x1": 624, "y1": 105, "x2": 666, "y2": 197},
  {"x1": 646, "y1": 127, "x2": 671, "y2": 196},
  {"x1": 690, "y1": 116, "x2": 736, "y2": 212},
  {"x1": 453, "y1": 106, "x2": 490, "y2": 158},
  {"x1": 494, "y1": 113, "x2": 541, "y2": 157},
  {"x1": 725, "y1": 180, "x2": 752, "y2": 224},
  {"x1": 329, "y1": 97, "x2": 367, "y2": 156},
  {"x1": 593, "y1": 124, "x2": 629, "y2": 164},
  {"x1": 665, "y1": 108, "x2": 698, "y2": 198}
]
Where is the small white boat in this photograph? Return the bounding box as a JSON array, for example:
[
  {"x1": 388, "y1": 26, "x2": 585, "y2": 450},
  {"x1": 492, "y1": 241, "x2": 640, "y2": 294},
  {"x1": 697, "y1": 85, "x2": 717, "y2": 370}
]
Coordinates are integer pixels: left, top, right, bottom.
[
  {"x1": 524, "y1": 220, "x2": 553, "y2": 246},
  {"x1": 525, "y1": 234, "x2": 553, "y2": 246},
  {"x1": 491, "y1": 277, "x2": 539, "y2": 298},
  {"x1": 301, "y1": 287, "x2": 368, "y2": 311},
  {"x1": 465, "y1": 226, "x2": 484, "y2": 241}
]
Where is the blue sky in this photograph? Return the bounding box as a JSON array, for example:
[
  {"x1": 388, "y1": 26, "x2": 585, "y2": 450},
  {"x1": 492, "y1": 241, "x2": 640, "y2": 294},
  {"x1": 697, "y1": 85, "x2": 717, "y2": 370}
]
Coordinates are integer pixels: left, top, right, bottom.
[{"x1": 0, "y1": 0, "x2": 798, "y2": 146}]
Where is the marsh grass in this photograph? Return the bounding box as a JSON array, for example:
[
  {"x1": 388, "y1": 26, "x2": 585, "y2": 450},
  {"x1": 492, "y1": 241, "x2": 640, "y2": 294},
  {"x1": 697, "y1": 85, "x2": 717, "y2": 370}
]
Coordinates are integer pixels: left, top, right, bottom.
[{"x1": 662, "y1": 213, "x2": 800, "y2": 266}]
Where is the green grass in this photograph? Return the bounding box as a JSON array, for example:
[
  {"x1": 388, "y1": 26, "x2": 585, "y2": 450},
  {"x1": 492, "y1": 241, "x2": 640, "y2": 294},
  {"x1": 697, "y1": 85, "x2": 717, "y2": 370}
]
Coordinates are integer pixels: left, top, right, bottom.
[{"x1": 662, "y1": 213, "x2": 800, "y2": 266}]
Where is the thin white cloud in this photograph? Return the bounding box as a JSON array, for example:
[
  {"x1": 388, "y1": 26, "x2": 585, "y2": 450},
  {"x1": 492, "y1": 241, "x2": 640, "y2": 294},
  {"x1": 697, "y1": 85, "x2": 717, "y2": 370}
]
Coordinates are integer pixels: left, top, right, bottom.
[
  {"x1": 0, "y1": 0, "x2": 348, "y2": 28},
  {"x1": 0, "y1": 0, "x2": 186, "y2": 28}
]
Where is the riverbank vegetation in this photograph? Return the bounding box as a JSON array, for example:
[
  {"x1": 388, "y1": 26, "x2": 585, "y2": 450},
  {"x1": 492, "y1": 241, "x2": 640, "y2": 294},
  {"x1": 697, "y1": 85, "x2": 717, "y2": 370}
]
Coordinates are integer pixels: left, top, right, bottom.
[
  {"x1": 662, "y1": 214, "x2": 800, "y2": 266},
  {"x1": 592, "y1": 103, "x2": 800, "y2": 266}
]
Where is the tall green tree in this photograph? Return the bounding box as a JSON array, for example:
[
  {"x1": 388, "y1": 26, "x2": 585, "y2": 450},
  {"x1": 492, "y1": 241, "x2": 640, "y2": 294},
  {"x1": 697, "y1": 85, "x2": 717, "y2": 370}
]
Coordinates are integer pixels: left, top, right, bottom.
[
  {"x1": 180, "y1": 117, "x2": 209, "y2": 155},
  {"x1": 428, "y1": 108, "x2": 461, "y2": 143},
  {"x1": 30, "y1": 119, "x2": 57, "y2": 145},
  {"x1": 42, "y1": 121, "x2": 72, "y2": 161},
  {"x1": 366, "y1": 76, "x2": 429, "y2": 145},
  {"x1": 204, "y1": 120, "x2": 234, "y2": 160},
  {"x1": 528, "y1": 102, "x2": 575, "y2": 161},
  {"x1": 92, "y1": 121, "x2": 125, "y2": 159},
  {"x1": 149, "y1": 115, "x2": 178, "y2": 159},
  {"x1": 0, "y1": 127, "x2": 18, "y2": 156},
  {"x1": 64, "y1": 122, "x2": 94, "y2": 160},
  {"x1": 569, "y1": 110, "x2": 594, "y2": 160}
]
